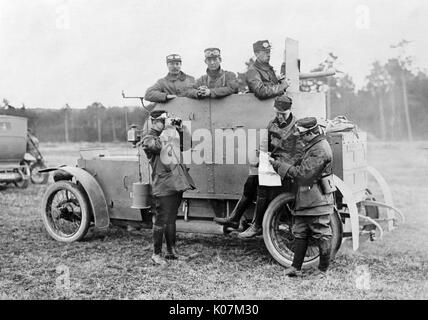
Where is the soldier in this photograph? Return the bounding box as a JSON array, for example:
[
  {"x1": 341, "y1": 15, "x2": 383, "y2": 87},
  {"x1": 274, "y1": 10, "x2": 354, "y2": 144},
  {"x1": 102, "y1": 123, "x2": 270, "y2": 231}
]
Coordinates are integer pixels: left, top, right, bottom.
[
  {"x1": 246, "y1": 40, "x2": 290, "y2": 100},
  {"x1": 214, "y1": 96, "x2": 303, "y2": 235},
  {"x1": 145, "y1": 54, "x2": 195, "y2": 103},
  {"x1": 270, "y1": 117, "x2": 335, "y2": 277},
  {"x1": 187, "y1": 48, "x2": 239, "y2": 99},
  {"x1": 142, "y1": 110, "x2": 195, "y2": 266}
]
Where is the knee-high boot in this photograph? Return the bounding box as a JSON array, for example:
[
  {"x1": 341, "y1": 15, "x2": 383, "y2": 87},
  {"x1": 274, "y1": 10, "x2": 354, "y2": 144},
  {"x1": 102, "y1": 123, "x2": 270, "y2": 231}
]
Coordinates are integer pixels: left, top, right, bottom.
[
  {"x1": 318, "y1": 238, "x2": 332, "y2": 271},
  {"x1": 292, "y1": 238, "x2": 309, "y2": 270},
  {"x1": 164, "y1": 223, "x2": 178, "y2": 259},
  {"x1": 213, "y1": 195, "x2": 252, "y2": 229},
  {"x1": 151, "y1": 225, "x2": 166, "y2": 265}
]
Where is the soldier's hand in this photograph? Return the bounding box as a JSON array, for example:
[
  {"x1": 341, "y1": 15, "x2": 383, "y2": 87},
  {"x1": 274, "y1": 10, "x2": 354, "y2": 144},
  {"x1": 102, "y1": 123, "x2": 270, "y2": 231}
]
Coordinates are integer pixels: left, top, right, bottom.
[
  {"x1": 203, "y1": 88, "x2": 211, "y2": 97},
  {"x1": 166, "y1": 94, "x2": 177, "y2": 100},
  {"x1": 269, "y1": 159, "x2": 281, "y2": 171}
]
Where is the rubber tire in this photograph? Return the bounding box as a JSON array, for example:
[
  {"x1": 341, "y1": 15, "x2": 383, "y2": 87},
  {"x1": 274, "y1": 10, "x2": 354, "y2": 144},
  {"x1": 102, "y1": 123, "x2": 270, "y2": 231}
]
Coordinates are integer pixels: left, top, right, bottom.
[
  {"x1": 262, "y1": 192, "x2": 343, "y2": 269},
  {"x1": 40, "y1": 181, "x2": 91, "y2": 242},
  {"x1": 30, "y1": 162, "x2": 49, "y2": 184}
]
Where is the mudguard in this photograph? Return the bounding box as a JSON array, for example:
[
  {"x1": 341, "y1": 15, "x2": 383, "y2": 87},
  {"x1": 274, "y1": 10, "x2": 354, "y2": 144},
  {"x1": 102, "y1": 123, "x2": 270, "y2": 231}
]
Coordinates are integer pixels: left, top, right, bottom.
[
  {"x1": 333, "y1": 174, "x2": 360, "y2": 251},
  {"x1": 367, "y1": 166, "x2": 398, "y2": 231},
  {"x1": 40, "y1": 166, "x2": 110, "y2": 229}
]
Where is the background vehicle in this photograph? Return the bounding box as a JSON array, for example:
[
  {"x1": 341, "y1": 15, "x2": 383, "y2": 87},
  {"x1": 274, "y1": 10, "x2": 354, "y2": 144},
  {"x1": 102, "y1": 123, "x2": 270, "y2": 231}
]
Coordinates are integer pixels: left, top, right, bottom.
[
  {"x1": 0, "y1": 115, "x2": 30, "y2": 189},
  {"x1": 39, "y1": 39, "x2": 404, "y2": 268}
]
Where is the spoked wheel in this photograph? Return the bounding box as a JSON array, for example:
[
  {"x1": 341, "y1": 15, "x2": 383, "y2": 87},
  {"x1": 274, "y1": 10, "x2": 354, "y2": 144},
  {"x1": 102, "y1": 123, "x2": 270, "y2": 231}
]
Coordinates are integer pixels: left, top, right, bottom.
[
  {"x1": 14, "y1": 163, "x2": 30, "y2": 189},
  {"x1": 40, "y1": 181, "x2": 91, "y2": 242},
  {"x1": 262, "y1": 192, "x2": 343, "y2": 269},
  {"x1": 30, "y1": 161, "x2": 49, "y2": 184}
]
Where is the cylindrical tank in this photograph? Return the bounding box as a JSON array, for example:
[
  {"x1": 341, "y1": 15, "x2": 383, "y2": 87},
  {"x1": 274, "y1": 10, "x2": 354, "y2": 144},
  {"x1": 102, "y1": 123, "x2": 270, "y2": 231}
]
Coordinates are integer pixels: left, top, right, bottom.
[
  {"x1": 131, "y1": 182, "x2": 152, "y2": 209},
  {"x1": 0, "y1": 115, "x2": 28, "y2": 162}
]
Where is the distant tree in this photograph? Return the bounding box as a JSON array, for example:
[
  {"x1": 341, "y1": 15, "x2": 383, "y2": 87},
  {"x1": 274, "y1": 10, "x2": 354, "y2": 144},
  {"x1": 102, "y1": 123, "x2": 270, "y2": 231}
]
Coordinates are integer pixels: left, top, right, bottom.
[
  {"x1": 365, "y1": 61, "x2": 393, "y2": 140},
  {"x1": 390, "y1": 39, "x2": 414, "y2": 141}
]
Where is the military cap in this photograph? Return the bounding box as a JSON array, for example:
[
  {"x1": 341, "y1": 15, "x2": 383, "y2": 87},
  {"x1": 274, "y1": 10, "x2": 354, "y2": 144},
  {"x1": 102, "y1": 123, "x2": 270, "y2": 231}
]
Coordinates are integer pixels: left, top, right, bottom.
[
  {"x1": 204, "y1": 48, "x2": 221, "y2": 58},
  {"x1": 166, "y1": 54, "x2": 182, "y2": 63},
  {"x1": 274, "y1": 95, "x2": 293, "y2": 112},
  {"x1": 294, "y1": 117, "x2": 319, "y2": 135},
  {"x1": 253, "y1": 40, "x2": 271, "y2": 52},
  {"x1": 150, "y1": 110, "x2": 168, "y2": 120}
]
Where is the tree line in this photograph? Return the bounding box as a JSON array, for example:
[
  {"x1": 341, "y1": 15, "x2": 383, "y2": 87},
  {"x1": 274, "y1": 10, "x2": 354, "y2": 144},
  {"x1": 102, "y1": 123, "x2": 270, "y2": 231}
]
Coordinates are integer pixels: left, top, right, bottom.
[{"x1": 1, "y1": 40, "x2": 426, "y2": 142}]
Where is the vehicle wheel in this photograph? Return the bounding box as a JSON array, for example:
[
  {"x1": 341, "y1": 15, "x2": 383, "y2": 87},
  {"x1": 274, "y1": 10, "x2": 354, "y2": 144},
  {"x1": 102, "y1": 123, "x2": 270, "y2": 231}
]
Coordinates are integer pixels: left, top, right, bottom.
[
  {"x1": 14, "y1": 163, "x2": 30, "y2": 189},
  {"x1": 40, "y1": 181, "x2": 91, "y2": 242},
  {"x1": 262, "y1": 192, "x2": 343, "y2": 269},
  {"x1": 30, "y1": 162, "x2": 49, "y2": 184}
]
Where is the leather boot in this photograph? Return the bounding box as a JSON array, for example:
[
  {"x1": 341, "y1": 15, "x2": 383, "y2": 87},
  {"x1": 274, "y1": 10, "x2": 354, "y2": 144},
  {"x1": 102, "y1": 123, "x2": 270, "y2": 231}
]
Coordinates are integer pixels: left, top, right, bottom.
[
  {"x1": 288, "y1": 238, "x2": 308, "y2": 275},
  {"x1": 164, "y1": 223, "x2": 179, "y2": 260},
  {"x1": 318, "y1": 238, "x2": 332, "y2": 272},
  {"x1": 151, "y1": 225, "x2": 167, "y2": 266},
  {"x1": 213, "y1": 195, "x2": 252, "y2": 229}
]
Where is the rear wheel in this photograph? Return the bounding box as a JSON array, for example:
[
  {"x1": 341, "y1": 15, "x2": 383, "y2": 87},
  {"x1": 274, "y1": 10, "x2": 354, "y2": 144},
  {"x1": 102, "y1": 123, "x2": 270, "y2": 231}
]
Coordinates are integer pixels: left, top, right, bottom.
[
  {"x1": 30, "y1": 161, "x2": 49, "y2": 184},
  {"x1": 40, "y1": 181, "x2": 91, "y2": 242},
  {"x1": 263, "y1": 192, "x2": 343, "y2": 268}
]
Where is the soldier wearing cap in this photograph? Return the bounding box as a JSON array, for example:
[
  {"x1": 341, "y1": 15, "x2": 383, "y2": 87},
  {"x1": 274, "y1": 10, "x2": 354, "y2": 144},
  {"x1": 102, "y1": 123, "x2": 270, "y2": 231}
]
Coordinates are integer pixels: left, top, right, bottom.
[
  {"x1": 142, "y1": 110, "x2": 195, "y2": 266},
  {"x1": 145, "y1": 54, "x2": 195, "y2": 103},
  {"x1": 246, "y1": 40, "x2": 290, "y2": 100},
  {"x1": 187, "y1": 48, "x2": 239, "y2": 99},
  {"x1": 214, "y1": 96, "x2": 303, "y2": 236},
  {"x1": 270, "y1": 117, "x2": 335, "y2": 277}
]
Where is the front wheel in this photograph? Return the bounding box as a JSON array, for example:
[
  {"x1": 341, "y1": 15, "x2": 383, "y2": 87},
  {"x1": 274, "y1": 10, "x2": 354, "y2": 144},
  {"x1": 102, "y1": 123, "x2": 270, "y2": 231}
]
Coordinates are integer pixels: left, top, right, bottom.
[
  {"x1": 40, "y1": 181, "x2": 91, "y2": 242},
  {"x1": 262, "y1": 192, "x2": 343, "y2": 269}
]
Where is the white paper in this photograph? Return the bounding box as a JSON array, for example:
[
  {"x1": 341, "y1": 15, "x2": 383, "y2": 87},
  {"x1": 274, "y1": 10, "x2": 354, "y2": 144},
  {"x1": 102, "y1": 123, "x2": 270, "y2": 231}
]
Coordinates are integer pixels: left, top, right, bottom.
[{"x1": 258, "y1": 151, "x2": 282, "y2": 186}]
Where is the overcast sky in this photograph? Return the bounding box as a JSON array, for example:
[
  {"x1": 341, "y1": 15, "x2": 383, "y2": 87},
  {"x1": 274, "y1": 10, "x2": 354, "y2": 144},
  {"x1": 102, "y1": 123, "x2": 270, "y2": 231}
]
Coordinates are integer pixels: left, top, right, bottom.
[{"x1": 0, "y1": 0, "x2": 427, "y2": 108}]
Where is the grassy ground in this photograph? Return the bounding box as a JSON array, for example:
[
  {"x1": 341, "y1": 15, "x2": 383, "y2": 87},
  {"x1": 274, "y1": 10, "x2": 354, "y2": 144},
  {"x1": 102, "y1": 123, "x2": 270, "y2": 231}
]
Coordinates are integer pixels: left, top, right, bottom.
[{"x1": 0, "y1": 141, "x2": 427, "y2": 299}]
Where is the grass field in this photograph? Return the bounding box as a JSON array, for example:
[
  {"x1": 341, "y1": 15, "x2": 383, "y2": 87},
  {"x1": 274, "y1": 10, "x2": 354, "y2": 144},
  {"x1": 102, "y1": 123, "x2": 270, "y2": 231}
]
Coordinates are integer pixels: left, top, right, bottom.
[{"x1": 0, "y1": 141, "x2": 427, "y2": 299}]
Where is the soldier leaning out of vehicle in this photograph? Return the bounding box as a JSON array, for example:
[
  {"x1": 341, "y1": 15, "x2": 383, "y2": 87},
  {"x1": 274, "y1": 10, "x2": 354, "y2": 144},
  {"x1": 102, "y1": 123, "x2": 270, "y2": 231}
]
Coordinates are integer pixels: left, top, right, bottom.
[
  {"x1": 246, "y1": 40, "x2": 290, "y2": 100},
  {"x1": 270, "y1": 117, "x2": 335, "y2": 277},
  {"x1": 214, "y1": 95, "x2": 304, "y2": 238},
  {"x1": 144, "y1": 54, "x2": 196, "y2": 103},
  {"x1": 187, "y1": 48, "x2": 239, "y2": 99},
  {"x1": 141, "y1": 110, "x2": 196, "y2": 266}
]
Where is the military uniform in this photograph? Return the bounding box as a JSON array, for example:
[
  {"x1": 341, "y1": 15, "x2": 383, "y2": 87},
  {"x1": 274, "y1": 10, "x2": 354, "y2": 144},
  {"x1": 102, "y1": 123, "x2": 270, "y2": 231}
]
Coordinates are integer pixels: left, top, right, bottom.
[
  {"x1": 145, "y1": 54, "x2": 195, "y2": 103},
  {"x1": 238, "y1": 96, "x2": 303, "y2": 238},
  {"x1": 246, "y1": 40, "x2": 288, "y2": 100},
  {"x1": 272, "y1": 117, "x2": 334, "y2": 274},
  {"x1": 215, "y1": 96, "x2": 303, "y2": 234},
  {"x1": 142, "y1": 111, "x2": 195, "y2": 264},
  {"x1": 187, "y1": 47, "x2": 239, "y2": 99},
  {"x1": 145, "y1": 71, "x2": 195, "y2": 102},
  {"x1": 187, "y1": 69, "x2": 239, "y2": 99}
]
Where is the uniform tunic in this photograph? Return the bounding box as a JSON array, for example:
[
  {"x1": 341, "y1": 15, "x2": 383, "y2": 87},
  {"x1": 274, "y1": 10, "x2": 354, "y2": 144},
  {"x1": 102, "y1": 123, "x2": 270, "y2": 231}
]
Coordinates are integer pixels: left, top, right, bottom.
[
  {"x1": 276, "y1": 134, "x2": 334, "y2": 216},
  {"x1": 187, "y1": 68, "x2": 239, "y2": 99},
  {"x1": 274, "y1": 134, "x2": 334, "y2": 240},
  {"x1": 145, "y1": 71, "x2": 195, "y2": 103},
  {"x1": 246, "y1": 59, "x2": 286, "y2": 100}
]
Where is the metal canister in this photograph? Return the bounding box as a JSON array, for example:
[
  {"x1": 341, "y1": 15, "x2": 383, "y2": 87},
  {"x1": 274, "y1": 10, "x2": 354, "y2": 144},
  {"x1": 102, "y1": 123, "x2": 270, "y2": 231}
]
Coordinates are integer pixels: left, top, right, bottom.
[{"x1": 131, "y1": 182, "x2": 152, "y2": 209}]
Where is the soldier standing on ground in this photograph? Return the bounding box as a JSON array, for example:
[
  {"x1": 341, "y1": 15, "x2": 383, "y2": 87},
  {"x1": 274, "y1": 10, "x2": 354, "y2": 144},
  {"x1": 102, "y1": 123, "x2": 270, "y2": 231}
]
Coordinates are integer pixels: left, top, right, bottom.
[
  {"x1": 141, "y1": 110, "x2": 195, "y2": 266},
  {"x1": 187, "y1": 48, "x2": 239, "y2": 99},
  {"x1": 270, "y1": 117, "x2": 335, "y2": 277},
  {"x1": 145, "y1": 54, "x2": 195, "y2": 103}
]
